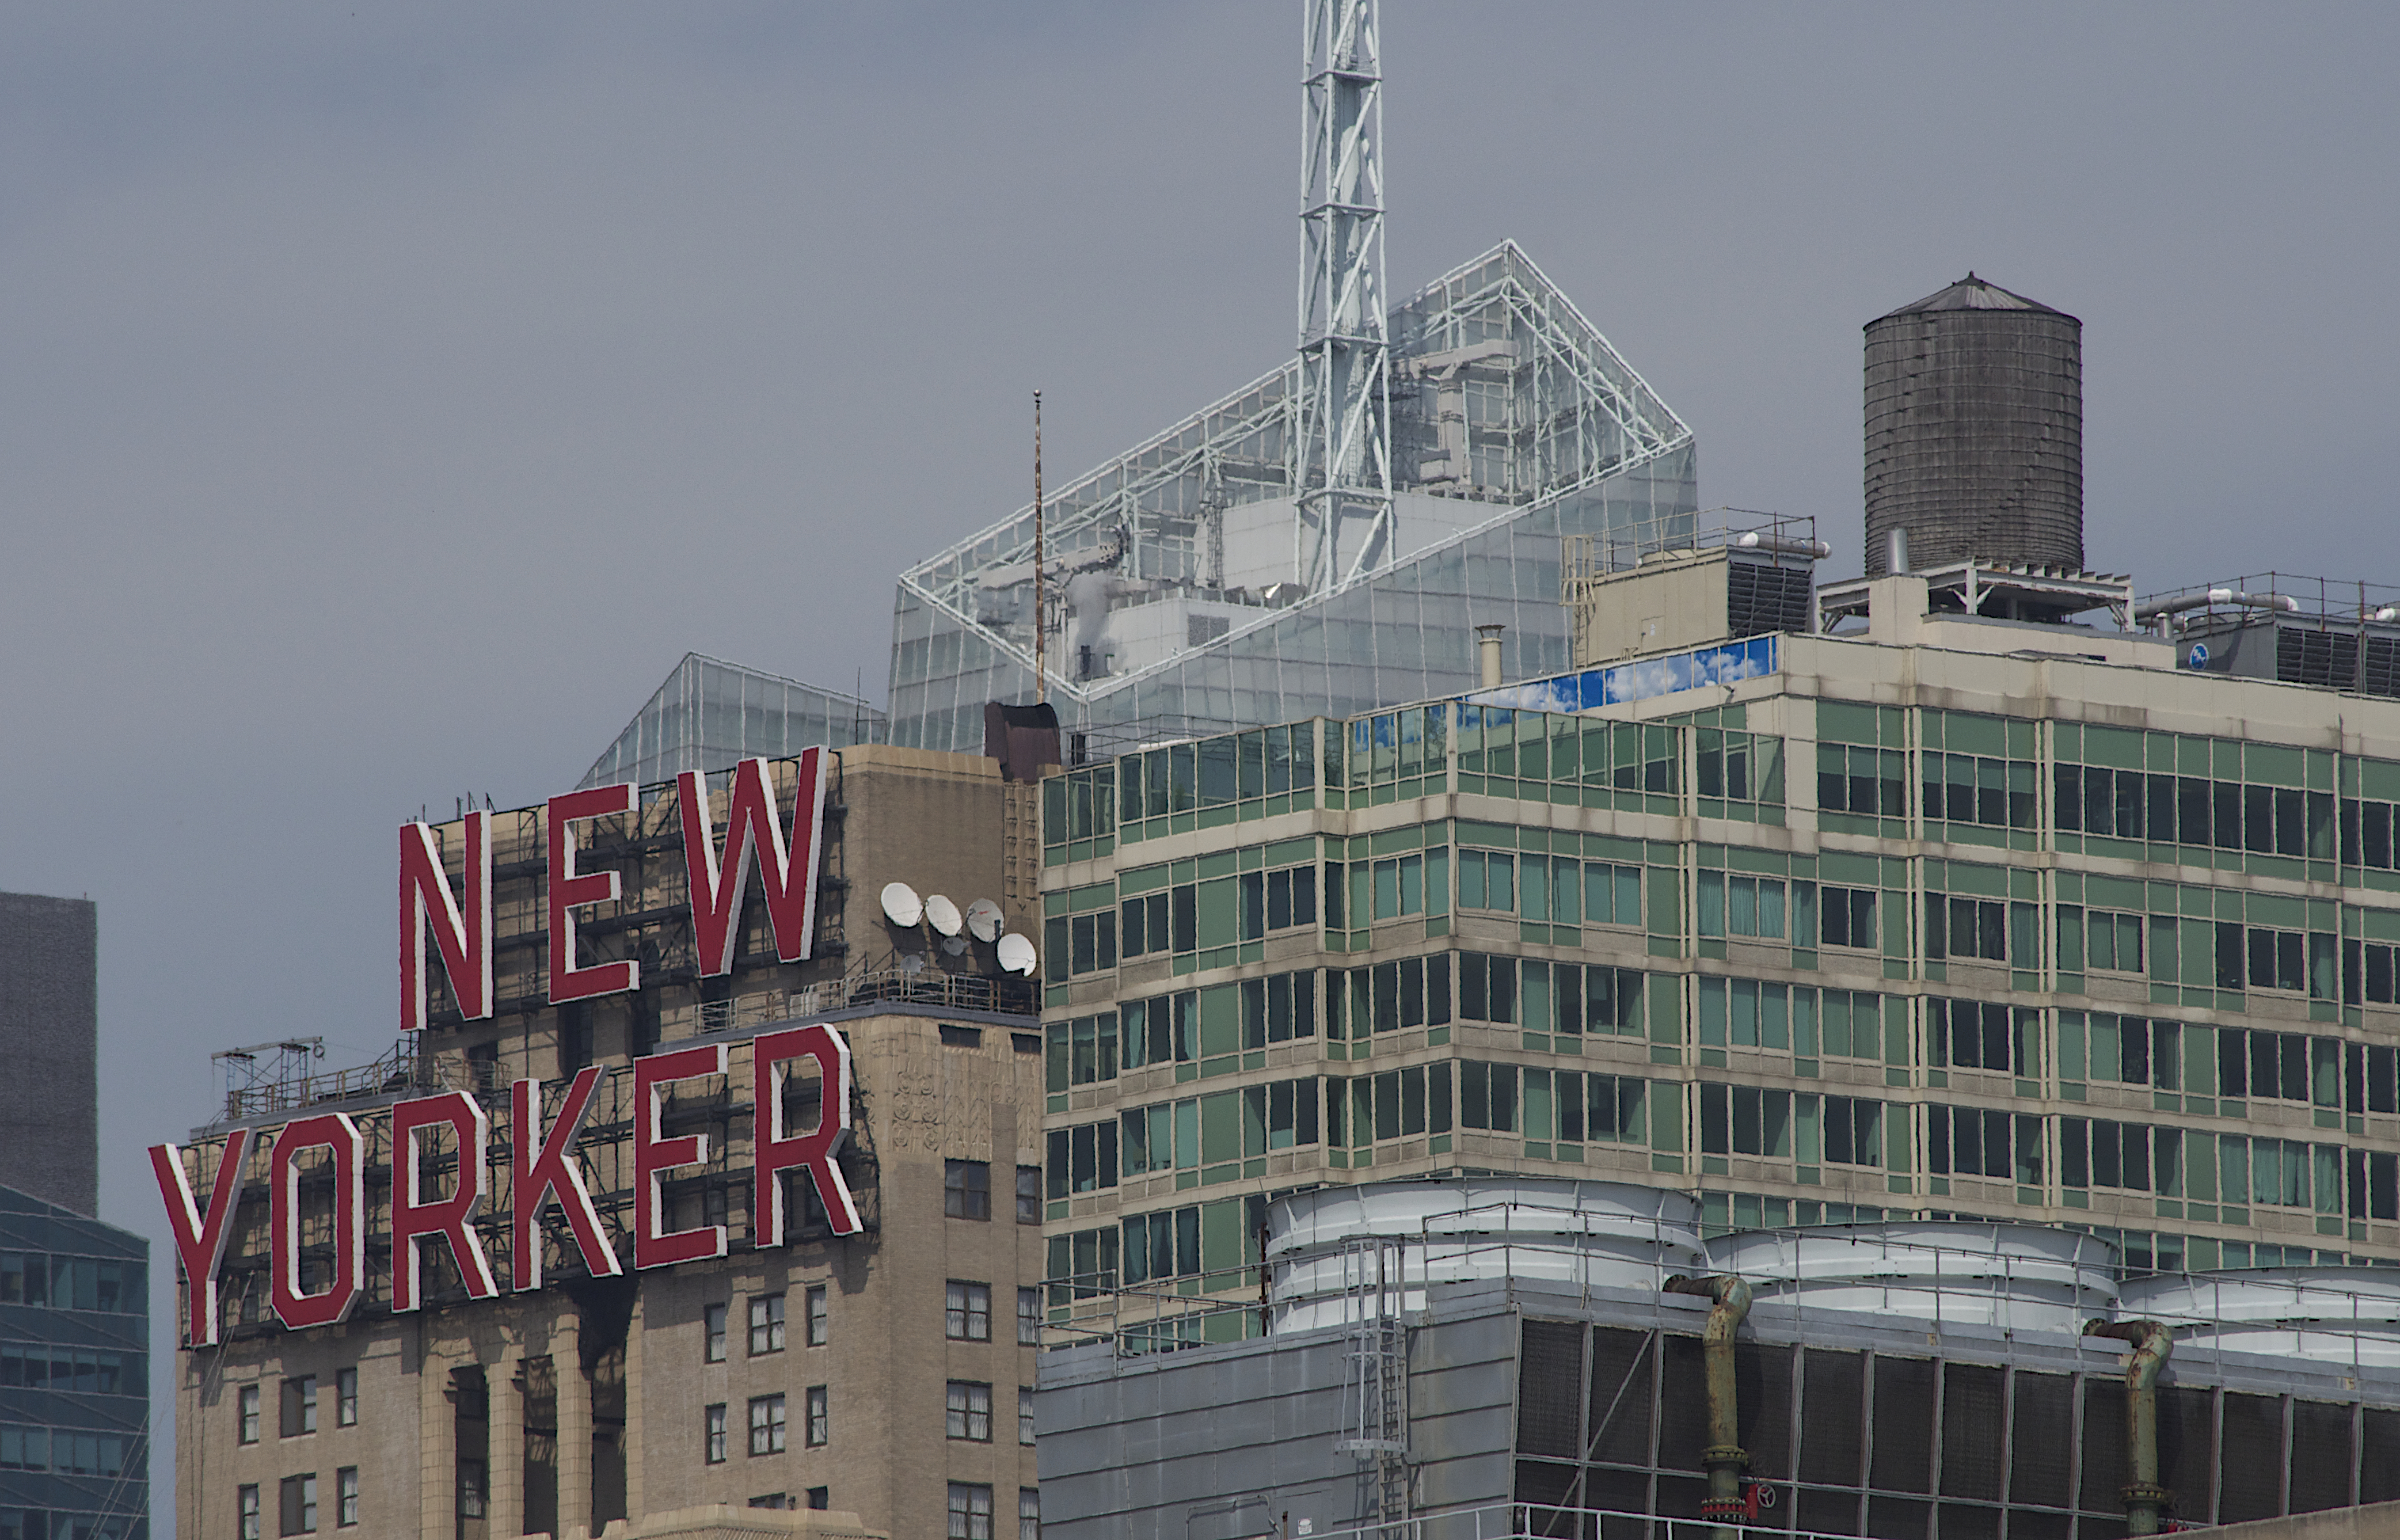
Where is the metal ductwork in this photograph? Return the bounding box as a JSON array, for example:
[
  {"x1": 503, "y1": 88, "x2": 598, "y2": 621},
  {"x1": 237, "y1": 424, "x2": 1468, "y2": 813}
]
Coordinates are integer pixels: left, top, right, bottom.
[
  {"x1": 1664, "y1": 1273, "x2": 1755, "y2": 1540},
  {"x1": 2083, "y1": 1318, "x2": 2174, "y2": 1536}
]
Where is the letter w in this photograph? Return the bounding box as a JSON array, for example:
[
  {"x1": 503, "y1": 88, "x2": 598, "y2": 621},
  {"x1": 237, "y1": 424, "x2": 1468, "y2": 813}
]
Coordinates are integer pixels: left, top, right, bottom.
[{"x1": 678, "y1": 750, "x2": 828, "y2": 975}]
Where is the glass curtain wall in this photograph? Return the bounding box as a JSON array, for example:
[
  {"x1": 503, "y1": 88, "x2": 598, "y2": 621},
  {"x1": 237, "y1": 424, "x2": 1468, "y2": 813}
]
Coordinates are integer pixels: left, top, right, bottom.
[
  {"x1": 890, "y1": 242, "x2": 1697, "y2": 754},
  {"x1": 581, "y1": 653, "x2": 886, "y2": 788}
]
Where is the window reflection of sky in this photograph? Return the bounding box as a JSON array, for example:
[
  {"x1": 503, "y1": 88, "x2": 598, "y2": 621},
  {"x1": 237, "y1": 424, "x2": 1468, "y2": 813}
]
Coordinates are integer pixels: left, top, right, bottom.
[{"x1": 1463, "y1": 634, "x2": 1777, "y2": 715}]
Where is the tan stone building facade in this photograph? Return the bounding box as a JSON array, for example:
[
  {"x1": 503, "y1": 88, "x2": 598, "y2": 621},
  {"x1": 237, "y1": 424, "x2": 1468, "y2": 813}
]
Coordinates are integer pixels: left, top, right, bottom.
[{"x1": 166, "y1": 747, "x2": 1049, "y2": 1540}]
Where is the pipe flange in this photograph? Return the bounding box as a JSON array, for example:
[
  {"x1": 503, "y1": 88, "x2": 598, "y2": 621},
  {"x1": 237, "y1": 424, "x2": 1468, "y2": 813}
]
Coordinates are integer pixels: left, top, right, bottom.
[
  {"x1": 2122, "y1": 1483, "x2": 2172, "y2": 1506},
  {"x1": 1701, "y1": 1444, "x2": 1750, "y2": 1469}
]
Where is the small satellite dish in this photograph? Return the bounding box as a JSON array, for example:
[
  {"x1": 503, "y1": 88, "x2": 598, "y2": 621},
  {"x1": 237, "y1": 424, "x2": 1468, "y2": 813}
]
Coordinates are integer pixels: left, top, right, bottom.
[
  {"x1": 880, "y1": 881, "x2": 924, "y2": 927},
  {"x1": 996, "y1": 933, "x2": 1038, "y2": 976},
  {"x1": 940, "y1": 935, "x2": 970, "y2": 958},
  {"x1": 965, "y1": 899, "x2": 1003, "y2": 943},
  {"x1": 924, "y1": 894, "x2": 964, "y2": 937}
]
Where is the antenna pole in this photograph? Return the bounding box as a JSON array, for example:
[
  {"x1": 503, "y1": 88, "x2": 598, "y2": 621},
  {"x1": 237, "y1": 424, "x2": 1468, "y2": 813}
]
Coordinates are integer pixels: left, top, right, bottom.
[
  {"x1": 1296, "y1": 0, "x2": 1391, "y2": 593},
  {"x1": 1034, "y1": 390, "x2": 1047, "y2": 703}
]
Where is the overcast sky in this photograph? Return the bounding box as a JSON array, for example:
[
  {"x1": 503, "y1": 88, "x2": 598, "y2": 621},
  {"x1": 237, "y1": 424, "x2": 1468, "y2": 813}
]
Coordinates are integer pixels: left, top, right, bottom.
[{"x1": 2, "y1": 4, "x2": 2394, "y2": 1522}]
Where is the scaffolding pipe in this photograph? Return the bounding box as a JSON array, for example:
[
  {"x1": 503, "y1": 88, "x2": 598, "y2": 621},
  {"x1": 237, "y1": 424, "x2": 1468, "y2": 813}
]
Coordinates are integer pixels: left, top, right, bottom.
[
  {"x1": 1665, "y1": 1274, "x2": 1753, "y2": 1540},
  {"x1": 2083, "y1": 1318, "x2": 2174, "y2": 1535},
  {"x1": 1734, "y1": 530, "x2": 1833, "y2": 560}
]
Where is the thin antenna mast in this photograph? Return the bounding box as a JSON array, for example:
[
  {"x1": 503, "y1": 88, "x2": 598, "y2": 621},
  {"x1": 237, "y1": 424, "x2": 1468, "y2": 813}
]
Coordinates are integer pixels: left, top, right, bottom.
[{"x1": 1033, "y1": 389, "x2": 1047, "y2": 703}]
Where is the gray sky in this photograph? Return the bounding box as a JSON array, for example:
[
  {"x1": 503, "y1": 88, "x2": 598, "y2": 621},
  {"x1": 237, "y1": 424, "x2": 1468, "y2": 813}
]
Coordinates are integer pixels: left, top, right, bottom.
[{"x1": 1, "y1": 4, "x2": 2393, "y2": 1524}]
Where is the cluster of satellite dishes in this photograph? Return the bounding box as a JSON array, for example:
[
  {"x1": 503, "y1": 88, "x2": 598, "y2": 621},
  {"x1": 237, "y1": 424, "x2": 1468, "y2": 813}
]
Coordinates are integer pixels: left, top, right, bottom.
[{"x1": 879, "y1": 882, "x2": 1038, "y2": 976}]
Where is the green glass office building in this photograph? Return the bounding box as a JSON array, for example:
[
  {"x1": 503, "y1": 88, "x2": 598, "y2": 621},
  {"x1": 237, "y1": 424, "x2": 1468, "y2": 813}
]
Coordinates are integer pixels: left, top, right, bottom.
[{"x1": 1034, "y1": 569, "x2": 2400, "y2": 1321}]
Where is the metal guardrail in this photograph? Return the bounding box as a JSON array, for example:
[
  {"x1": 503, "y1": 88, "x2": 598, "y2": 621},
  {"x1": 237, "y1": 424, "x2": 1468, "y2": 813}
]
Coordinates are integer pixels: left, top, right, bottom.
[
  {"x1": 1563, "y1": 507, "x2": 1825, "y2": 591},
  {"x1": 1288, "y1": 1502, "x2": 1854, "y2": 1540},
  {"x1": 1038, "y1": 1272, "x2": 1267, "y2": 1354},
  {"x1": 218, "y1": 1036, "x2": 445, "y2": 1121},
  {"x1": 2135, "y1": 571, "x2": 2400, "y2": 627},
  {"x1": 212, "y1": 963, "x2": 1035, "y2": 1123},
  {"x1": 831, "y1": 966, "x2": 1037, "y2": 1018},
  {"x1": 683, "y1": 966, "x2": 1038, "y2": 1032}
]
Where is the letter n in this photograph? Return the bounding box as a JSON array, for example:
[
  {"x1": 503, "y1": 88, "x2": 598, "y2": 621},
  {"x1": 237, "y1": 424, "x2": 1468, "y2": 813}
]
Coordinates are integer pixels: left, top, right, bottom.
[{"x1": 401, "y1": 811, "x2": 493, "y2": 1033}]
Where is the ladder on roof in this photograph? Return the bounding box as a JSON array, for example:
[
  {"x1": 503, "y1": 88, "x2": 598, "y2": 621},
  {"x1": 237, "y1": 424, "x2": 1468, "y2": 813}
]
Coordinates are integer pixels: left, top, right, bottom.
[{"x1": 1333, "y1": 1236, "x2": 1411, "y2": 1534}]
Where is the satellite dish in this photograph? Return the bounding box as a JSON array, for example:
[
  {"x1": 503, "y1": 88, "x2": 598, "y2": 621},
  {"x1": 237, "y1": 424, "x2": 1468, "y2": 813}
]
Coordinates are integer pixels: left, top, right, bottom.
[
  {"x1": 996, "y1": 933, "x2": 1038, "y2": 976},
  {"x1": 965, "y1": 899, "x2": 1003, "y2": 943},
  {"x1": 940, "y1": 935, "x2": 970, "y2": 958},
  {"x1": 880, "y1": 881, "x2": 924, "y2": 927},
  {"x1": 925, "y1": 894, "x2": 964, "y2": 937}
]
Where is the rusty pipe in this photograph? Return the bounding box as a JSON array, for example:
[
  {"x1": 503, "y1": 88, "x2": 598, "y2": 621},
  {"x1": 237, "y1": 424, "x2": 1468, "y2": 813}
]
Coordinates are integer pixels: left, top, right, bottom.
[
  {"x1": 2084, "y1": 1319, "x2": 2174, "y2": 1535},
  {"x1": 1666, "y1": 1274, "x2": 1754, "y2": 1540}
]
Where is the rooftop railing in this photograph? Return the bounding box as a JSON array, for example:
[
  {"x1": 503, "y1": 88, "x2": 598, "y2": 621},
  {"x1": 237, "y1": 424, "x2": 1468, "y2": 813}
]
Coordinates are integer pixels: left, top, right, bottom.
[
  {"x1": 215, "y1": 1035, "x2": 446, "y2": 1122},
  {"x1": 2135, "y1": 571, "x2": 2400, "y2": 629},
  {"x1": 1280, "y1": 1503, "x2": 1854, "y2": 1540},
  {"x1": 1563, "y1": 507, "x2": 1826, "y2": 592},
  {"x1": 207, "y1": 963, "x2": 1035, "y2": 1126}
]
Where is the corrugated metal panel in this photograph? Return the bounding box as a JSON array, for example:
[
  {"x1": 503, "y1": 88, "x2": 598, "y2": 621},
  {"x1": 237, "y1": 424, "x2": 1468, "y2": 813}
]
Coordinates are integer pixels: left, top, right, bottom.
[
  {"x1": 2079, "y1": 1377, "x2": 2127, "y2": 1515},
  {"x1": 2219, "y1": 1393, "x2": 2285, "y2": 1522},
  {"x1": 2364, "y1": 1409, "x2": 2400, "y2": 1505},
  {"x1": 1939, "y1": 1363, "x2": 2005, "y2": 1501},
  {"x1": 1406, "y1": 1304, "x2": 1520, "y2": 1514},
  {"x1": 2158, "y1": 1385, "x2": 2216, "y2": 1523},
  {"x1": 1517, "y1": 1321, "x2": 1585, "y2": 1457},
  {"x1": 1038, "y1": 1332, "x2": 1359, "y2": 1539},
  {"x1": 1870, "y1": 1357, "x2": 1937, "y2": 1494},
  {"x1": 1736, "y1": 1342, "x2": 1795, "y2": 1482},
  {"x1": 2291, "y1": 1400, "x2": 2355, "y2": 1513},
  {"x1": 1045, "y1": 1274, "x2": 2400, "y2": 1538},
  {"x1": 1800, "y1": 1350, "x2": 1867, "y2": 1487},
  {"x1": 2008, "y1": 1370, "x2": 2076, "y2": 1510},
  {"x1": 1587, "y1": 1326, "x2": 1656, "y2": 1468}
]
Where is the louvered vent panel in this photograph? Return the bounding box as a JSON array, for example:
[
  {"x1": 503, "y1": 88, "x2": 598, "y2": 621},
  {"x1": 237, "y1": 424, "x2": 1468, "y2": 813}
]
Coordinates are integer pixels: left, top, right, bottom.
[
  {"x1": 2276, "y1": 626, "x2": 2359, "y2": 688},
  {"x1": 2364, "y1": 635, "x2": 2400, "y2": 698},
  {"x1": 1727, "y1": 559, "x2": 1813, "y2": 638}
]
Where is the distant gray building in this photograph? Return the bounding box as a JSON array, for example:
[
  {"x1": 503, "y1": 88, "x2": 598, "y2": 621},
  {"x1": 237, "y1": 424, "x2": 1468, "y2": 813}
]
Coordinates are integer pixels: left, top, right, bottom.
[
  {"x1": 0, "y1": 890, "x2": 97, "y2": 1217},
  {"x1": 0, "y1": 891, "x2": 148, "y2": 1539},
  {"x1": 0, "y1": 1184, "x2": 151, "y2": 1540}
]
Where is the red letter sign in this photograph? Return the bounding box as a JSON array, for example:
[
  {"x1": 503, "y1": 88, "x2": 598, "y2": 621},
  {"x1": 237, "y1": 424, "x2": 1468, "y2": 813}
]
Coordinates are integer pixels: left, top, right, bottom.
[
  {"x1": 511, "y1": 1068, "x2": 622, "y2": 1291},
  {"x1": 678, "y1": 750, "x2": 829, "y2": 975},
  {"x1": 400, "y1": 812, "x2": 493, "y2": 1033},
  {"x1": 634, "y1": 1044, "x2": 729, "y2": 1269},
  {"x1": 390, "y1": 1091, "x2": 498, "y2": 1311},
  {"x1": 548, "y1": 783, "x2": 639, "y2": 1003},
  {"x1": 269, "y1": 1114, "x2": 365, "y2": 1330},
  {"x1": 753, "y1": 1024, "x2": 862, "y2": 1242},
  {"x1": 150, "y1": 1129, "x2": 252, "y2": 1347}
]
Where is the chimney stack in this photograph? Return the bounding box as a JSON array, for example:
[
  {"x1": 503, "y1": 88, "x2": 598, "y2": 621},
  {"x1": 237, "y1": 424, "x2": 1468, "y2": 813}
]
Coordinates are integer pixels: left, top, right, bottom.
[{"x1": 1476, "y1": 625, "x2": 1505, "y2": 689}]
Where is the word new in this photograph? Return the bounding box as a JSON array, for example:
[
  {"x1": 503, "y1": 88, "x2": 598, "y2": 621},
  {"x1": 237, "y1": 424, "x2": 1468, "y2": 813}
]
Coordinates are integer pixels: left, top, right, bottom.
[
  {"x1": 403, "y1": 749, "x2": 830, "y2": 1033},
  {"x1": 148, "y1": 1024, "x2": 860, "y2": 1345}
]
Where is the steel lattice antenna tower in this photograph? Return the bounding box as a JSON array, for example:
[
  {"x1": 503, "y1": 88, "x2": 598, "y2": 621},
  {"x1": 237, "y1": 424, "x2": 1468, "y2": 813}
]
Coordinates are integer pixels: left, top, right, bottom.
[{"x1": 1295, "y1": 0, "x2": 1392, "y2": 593}]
